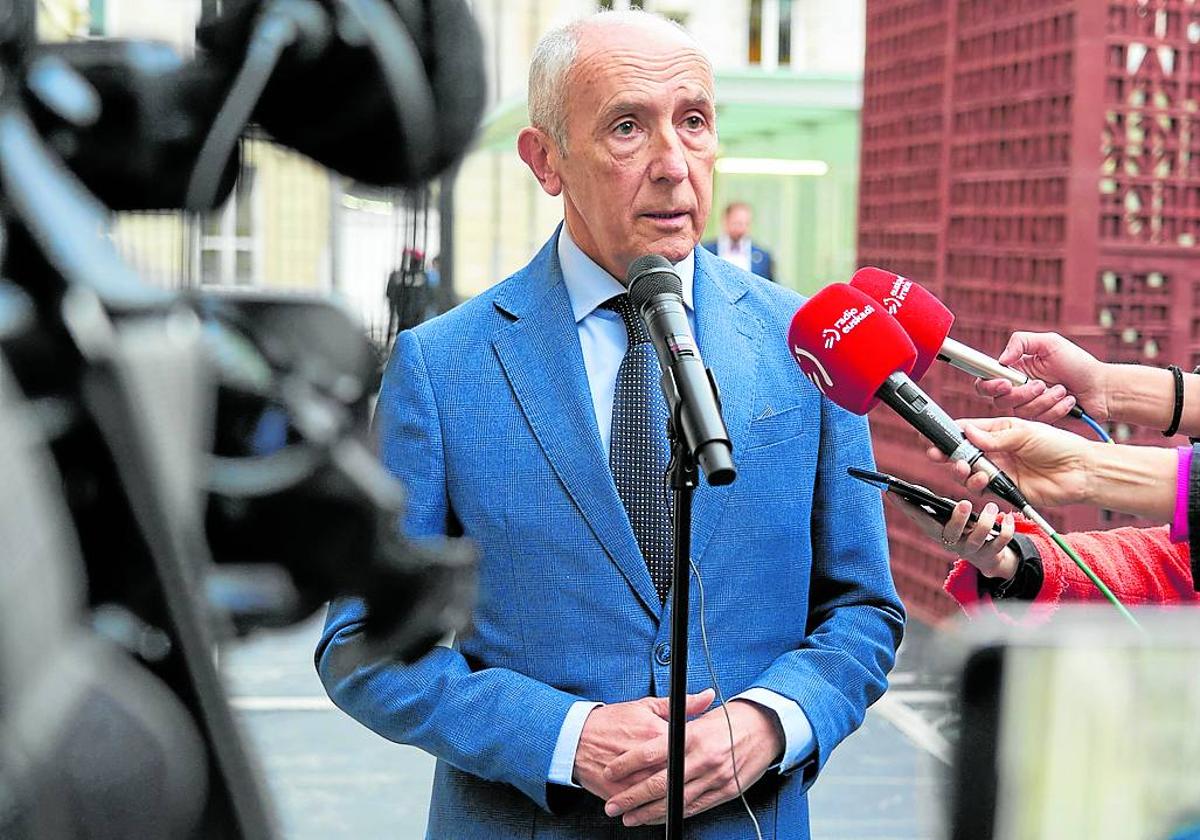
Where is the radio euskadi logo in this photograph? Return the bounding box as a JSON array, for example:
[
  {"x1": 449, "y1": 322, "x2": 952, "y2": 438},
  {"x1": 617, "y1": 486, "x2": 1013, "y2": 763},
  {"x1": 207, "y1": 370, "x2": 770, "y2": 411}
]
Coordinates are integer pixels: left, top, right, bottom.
[
  {"x1": 828, "y1": 304, "x2": 875, "y2": 347},
  {"x1": 793, "y1": 303, "x2": 875, "y2": 395},
  {"x1": 883, "y1": 276, "x2": 910, "y2": 315}
]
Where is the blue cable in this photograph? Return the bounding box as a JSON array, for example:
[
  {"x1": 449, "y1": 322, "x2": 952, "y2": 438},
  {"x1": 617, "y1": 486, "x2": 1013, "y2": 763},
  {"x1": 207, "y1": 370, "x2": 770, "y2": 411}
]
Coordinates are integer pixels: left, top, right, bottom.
[{"x1": 1079, "y1": 410, "x2": 1112, "y2": 443}]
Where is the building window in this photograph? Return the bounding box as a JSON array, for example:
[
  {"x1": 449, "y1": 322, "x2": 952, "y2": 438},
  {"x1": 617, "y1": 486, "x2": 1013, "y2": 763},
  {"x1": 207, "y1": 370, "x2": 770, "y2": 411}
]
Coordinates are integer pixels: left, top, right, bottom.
[
  {"x1": 200, "y1": 165, "x2": 259, "y2": 285},
  {"x1": 778, "y1": 0, "x2": 792, "y2": 67},
  {"x1": 748, "y1": 0, "x2": 763, "y2": 65},
  {"x1": 748, "y1": 0, "x2": 793, "y2": 69}
]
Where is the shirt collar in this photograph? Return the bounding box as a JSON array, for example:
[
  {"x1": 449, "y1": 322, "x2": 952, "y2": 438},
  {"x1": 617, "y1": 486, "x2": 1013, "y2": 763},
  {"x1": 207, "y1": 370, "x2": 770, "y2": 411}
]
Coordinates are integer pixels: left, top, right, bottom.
[
  {"x1": 719, "y1": 234, "x2": 751, "y2": 254},
  {"x1": 558, "y1": 225, "x2": 696, "y2": 324}
]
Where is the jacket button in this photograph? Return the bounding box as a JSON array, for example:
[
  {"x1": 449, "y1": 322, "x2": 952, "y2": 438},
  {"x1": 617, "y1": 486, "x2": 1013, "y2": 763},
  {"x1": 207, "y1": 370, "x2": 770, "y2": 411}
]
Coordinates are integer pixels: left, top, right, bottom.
[{"x1": 655, "y1": 642, "x2": 671, "y2": 666}]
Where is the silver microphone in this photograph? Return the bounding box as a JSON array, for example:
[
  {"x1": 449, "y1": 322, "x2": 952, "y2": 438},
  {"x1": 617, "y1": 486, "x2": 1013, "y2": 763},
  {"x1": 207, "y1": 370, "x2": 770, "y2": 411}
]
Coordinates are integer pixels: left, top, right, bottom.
[
  {"x1": 937, "y1": 336, "x2": 1086, "y2": 420},
  {"x1": 936, "y1": 337, "x2": 1029, "y2": 386}
]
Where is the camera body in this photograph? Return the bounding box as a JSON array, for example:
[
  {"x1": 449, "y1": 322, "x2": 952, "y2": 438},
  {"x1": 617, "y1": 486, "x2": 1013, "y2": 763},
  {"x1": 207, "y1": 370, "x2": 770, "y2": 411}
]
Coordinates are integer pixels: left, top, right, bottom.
[{"x1": 0, "y1": 2, "x2": 484, "y2": 837}]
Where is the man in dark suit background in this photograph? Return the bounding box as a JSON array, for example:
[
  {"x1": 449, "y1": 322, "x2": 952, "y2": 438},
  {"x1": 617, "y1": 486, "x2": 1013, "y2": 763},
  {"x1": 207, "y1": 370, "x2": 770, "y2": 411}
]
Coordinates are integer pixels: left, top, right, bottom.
[{"x1": 704, "y1": 201, "x2": 775, "y2": 281}]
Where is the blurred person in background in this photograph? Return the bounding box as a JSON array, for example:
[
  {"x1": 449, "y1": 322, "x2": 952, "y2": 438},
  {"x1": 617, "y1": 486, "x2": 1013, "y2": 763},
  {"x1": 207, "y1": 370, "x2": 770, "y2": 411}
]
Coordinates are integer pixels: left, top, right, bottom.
[
  {"x1": 317, "y1": 9, "x2": 901, "y2": 839},
  {"x1": 385, "y1": 247, "x2": 432, "y2": 337},
  {"x1": 703, "y1": 201, "x2": 774, "y2": 281},
  {"x1": 891, "y1": 416, "x2": 1197, "y2": 611}
]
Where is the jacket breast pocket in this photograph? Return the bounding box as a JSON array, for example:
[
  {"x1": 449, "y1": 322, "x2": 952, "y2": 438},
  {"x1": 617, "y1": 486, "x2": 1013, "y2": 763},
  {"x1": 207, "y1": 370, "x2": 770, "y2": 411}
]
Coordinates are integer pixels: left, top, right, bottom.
[{"x1": 742, "y1": 404, "x2": 810, "y2": 452}]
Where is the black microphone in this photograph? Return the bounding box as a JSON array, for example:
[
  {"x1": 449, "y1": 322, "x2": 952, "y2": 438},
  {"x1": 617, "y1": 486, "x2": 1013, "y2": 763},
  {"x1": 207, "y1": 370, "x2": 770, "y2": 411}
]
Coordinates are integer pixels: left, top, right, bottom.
[
  {"x1": 874, "y1": 372, "x2": 1029, "y2": 511},
  {"x1": 626, "y1": 255, "x2": 736, "y2": 487}
]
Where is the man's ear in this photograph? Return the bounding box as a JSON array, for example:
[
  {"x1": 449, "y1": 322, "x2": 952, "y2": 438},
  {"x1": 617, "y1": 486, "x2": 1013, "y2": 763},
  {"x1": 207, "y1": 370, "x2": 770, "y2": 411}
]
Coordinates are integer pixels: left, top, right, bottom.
[{"x1": 517, "y1": 127, "x2": 563, "y2": 197}]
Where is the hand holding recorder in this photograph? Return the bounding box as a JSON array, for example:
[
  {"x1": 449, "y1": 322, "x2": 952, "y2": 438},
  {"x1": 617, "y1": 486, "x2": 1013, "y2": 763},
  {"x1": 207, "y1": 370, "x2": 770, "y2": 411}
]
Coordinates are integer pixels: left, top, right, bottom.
[{"x1": 848, "y1": 468, "x2": 1020, "y2": 581}]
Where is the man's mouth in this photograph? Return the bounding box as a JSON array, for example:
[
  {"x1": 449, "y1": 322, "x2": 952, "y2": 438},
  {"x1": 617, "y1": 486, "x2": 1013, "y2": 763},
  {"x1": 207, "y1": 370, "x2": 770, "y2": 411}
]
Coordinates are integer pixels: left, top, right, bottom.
[{"x1": 642, "y1": 211, "x2": 689, "y2": 220}]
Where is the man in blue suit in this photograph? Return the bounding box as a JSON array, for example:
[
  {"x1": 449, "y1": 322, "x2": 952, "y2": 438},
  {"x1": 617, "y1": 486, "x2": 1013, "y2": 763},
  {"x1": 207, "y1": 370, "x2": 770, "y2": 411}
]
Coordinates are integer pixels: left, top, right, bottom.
[
  {"x1": 317, "y1": 10, "x2": 903, "y2": 838},
  {"x1": 703, "y1": 202, "x2": 775, "y2": 281}
]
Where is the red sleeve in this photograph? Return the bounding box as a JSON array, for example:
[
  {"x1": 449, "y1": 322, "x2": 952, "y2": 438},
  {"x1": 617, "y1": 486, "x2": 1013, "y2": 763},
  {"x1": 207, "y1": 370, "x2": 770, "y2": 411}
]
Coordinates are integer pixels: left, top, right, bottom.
[{"x1": 944, "y1": 520, "x2": 1196, "y2": 620}]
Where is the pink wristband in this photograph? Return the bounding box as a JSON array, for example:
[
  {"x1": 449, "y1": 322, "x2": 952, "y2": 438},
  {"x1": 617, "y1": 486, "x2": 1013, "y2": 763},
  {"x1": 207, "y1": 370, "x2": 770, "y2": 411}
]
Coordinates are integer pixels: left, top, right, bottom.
[{"x1": 1171, "y1": 445, "x2": 1192, "y2": 542}]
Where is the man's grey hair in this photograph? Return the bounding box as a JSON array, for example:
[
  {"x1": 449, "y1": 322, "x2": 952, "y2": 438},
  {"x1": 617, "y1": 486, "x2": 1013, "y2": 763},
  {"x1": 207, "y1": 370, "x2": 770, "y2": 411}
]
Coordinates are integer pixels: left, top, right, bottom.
[{"x1": 527, "y1": 10, "x2": 700, "y2": 154}]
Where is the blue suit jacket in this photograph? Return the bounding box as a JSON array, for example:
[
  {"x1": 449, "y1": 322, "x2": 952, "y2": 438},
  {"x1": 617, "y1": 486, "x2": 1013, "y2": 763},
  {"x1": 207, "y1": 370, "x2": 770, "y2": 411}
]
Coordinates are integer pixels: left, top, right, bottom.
[
  {"x1": 316, "y1": 234, "x2": 904, "y2": 839},
  {"x1": 702, "y1": 239, "x2": 774, "y2": 281}
]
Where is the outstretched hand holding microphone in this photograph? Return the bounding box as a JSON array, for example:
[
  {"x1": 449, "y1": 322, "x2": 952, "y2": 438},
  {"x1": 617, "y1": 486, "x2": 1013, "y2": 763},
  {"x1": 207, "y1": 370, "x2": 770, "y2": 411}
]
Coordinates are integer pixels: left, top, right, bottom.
[
  {"x1": 848, "y1": 268, "x2": 1114, "y2": 441},
  {"x1": 928, "y1": 416, "x2": 1176, "y2": 523},
  {"x1": 976, "y1": 331, "x2": 1200, "y2": 439}
]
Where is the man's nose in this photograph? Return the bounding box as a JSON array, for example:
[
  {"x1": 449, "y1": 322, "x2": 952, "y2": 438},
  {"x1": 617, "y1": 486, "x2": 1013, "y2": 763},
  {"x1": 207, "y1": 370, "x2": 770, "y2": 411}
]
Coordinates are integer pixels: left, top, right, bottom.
[{"x1": 648, "y1": 128, "x2": 688, "y2": 184}]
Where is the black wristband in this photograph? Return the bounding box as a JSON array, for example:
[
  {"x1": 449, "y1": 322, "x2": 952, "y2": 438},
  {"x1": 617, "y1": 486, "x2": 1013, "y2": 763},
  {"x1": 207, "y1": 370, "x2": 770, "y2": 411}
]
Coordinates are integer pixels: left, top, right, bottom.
[
  {"x1": 1164, "y1": 364, "x2": 1184, "y2": 438},
  {"x1": 977, "y1": 533, "x2": 1044, "y2": 601}
]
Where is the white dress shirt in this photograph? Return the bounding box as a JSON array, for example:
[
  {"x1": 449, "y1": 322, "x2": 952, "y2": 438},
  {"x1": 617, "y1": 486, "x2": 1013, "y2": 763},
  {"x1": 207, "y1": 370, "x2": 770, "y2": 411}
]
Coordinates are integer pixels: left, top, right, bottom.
[
  {"x1": 716, "y1": 234, "x2": 753, "y2": 272},
  {"x1": 545, "y1": 227, "x2": 815, "y2": 788}
]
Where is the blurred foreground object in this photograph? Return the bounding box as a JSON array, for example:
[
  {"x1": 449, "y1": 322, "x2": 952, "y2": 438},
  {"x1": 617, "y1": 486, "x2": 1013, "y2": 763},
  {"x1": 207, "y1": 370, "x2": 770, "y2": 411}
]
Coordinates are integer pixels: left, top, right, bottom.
[
  {"x1": 943, "y1": 608, "x2": 1200, "y2": 840},
  {"x1": 0, "y1": 0, "x2": 482, "y2": 837}
]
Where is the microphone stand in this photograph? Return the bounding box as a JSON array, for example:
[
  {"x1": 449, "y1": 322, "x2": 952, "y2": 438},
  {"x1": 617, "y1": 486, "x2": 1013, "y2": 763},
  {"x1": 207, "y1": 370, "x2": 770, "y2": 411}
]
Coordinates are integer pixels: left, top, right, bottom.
[{"x1": 665, "y1": 410, "x2": 696, "y2": 840}]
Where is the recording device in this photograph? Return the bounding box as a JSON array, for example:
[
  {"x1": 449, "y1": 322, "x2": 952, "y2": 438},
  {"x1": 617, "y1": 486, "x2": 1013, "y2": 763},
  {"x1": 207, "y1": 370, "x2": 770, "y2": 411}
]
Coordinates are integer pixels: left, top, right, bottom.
[
  {"x1": 847, "y1": 466, "x2": 1001, "y2": 540},
  {"x1": 849, "y1": 266, "x2": 1088, "y2": 421},
  {"x1": 626, "y1": 255, "x2": 736, "y2": 486},
  {"x1": 787, "y1": 283, "x2": 1030, "y2": 511},
  {"x1": 22, "y1": 0, "x2": 486, "y2": 212},
  {"x1": 0, "y1": 3, "x2": 484, "y2": 838}
]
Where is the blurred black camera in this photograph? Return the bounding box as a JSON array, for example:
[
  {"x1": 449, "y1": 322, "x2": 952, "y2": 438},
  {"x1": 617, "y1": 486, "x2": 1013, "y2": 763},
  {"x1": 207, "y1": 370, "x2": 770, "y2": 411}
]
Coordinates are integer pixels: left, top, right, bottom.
[{"x1": 0, "y1": 1, "x2": 484, "y2": 837}]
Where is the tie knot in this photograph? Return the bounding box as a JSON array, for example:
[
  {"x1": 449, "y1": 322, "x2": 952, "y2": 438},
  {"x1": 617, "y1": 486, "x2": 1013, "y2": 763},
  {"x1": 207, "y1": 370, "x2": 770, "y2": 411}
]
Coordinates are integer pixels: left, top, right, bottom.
[{"x1": 602, "y1": 294, "x2": 650, "y2": 344}]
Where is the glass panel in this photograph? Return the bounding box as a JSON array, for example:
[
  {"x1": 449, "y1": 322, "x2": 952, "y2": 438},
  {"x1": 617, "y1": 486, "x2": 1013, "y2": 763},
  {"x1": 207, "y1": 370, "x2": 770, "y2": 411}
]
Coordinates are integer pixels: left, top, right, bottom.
[
  {"x1": 200, "y1": 250, "x2": 220, "y2": 283},
  {"x1": 202, "y1": 210, "x2": 223, "y2": 236},
  {"x1": 235, "y1": 250, "x2": 253, "y2": 283},
  {"x1": 235, "y1": 166, "x2": 256, "y2": 237},
  {"x1": 778, "y1": 0, "x2": 793, "y2": 67},
  {"x1": 748, "y1": 0, "x2": 763, "y2": 65},
  {"x1": 89, "y1": 0, "x2": 105, "y2": 35}
]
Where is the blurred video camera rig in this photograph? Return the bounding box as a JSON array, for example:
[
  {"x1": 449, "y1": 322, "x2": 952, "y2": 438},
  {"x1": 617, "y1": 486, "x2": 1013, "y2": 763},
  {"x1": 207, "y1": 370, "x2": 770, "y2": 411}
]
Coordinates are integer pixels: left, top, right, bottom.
[{"x1": 0, "y1": 1, "x2": 484, "y2": 836}]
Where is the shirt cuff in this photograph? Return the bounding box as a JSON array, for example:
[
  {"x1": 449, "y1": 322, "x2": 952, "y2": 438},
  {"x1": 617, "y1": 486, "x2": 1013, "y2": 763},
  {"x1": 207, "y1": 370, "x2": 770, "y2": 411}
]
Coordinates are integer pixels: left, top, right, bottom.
[
  {"x1": 733, "y1": 688, "x2": 815, "y2": 773},
  {"x1": 548, "y1": 700, "x2": 603, "y2": 787}
]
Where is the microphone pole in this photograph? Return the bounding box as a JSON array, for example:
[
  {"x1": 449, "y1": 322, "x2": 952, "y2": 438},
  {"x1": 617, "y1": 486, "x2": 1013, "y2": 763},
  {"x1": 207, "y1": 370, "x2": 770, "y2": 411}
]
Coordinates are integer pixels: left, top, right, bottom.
[
  {"x1": 626, "y1": 255, "x2": 735, "y2": 840},
  {"x1": 665, "y1": 408, "x2": 695, "y2": 840}
]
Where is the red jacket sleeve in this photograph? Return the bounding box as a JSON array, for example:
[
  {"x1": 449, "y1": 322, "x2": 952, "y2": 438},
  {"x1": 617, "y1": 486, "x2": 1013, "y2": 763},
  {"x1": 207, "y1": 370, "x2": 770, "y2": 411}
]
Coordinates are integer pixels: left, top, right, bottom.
[{"x1": 944, "y1": 519, "x2": 1196, "y2": 619}]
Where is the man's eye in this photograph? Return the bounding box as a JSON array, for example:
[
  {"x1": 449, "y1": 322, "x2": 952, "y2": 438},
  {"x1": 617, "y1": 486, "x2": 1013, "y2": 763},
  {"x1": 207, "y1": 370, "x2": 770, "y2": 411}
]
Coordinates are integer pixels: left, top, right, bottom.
[
  {"x1": 684, "y1": 115, "x2": 706, "y2": 129},
  {"x1": 614, "y1": 121, "x2": 636, "y2": 136}
]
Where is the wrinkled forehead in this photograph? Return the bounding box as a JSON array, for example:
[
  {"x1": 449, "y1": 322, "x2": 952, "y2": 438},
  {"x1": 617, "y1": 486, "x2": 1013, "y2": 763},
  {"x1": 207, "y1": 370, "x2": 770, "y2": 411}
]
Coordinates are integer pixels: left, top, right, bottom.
[{"x1": 567, "y1": 22, "x2": 715, "y2": 102}]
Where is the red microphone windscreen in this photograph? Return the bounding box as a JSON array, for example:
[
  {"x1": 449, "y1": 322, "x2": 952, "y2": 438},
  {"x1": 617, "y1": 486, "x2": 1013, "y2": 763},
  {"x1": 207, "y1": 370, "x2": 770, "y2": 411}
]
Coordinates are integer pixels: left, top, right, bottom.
[
  {"x1": 849, "y1": 267, "x2": 954, "y2": 381},
  {"x1": 788, "y1": 283, "x2": 917, "y2": 415}
]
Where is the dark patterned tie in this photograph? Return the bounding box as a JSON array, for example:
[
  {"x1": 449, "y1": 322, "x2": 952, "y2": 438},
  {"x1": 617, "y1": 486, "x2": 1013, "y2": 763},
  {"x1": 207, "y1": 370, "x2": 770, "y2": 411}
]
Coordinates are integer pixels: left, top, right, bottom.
[{"x1": 603, "y1": 294, "x2": 673, "y2": 602}]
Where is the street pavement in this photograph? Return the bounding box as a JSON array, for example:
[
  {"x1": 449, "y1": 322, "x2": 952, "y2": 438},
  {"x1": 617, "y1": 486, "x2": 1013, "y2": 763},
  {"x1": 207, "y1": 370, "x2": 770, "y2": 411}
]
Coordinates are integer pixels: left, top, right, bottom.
[{"x1": 222, "y1": 616, "x2": 947, "y2": 839}]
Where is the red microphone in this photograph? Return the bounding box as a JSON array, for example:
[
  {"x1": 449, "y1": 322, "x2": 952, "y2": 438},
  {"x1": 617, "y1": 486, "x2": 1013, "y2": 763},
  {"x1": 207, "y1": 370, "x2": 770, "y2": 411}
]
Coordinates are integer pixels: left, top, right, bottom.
[
  {"x1": 787, "y1": 283, "x2": 917, "y2": 414},
  {"x1": 849, "y1": 266, "x2": 1086, "y2": 420},
  {"x1": 789, "y1": 283, "x2": 1031, "y2": 511},
  {"x1": 847, "y1": 267, "x2": 952, "y2": 381}
]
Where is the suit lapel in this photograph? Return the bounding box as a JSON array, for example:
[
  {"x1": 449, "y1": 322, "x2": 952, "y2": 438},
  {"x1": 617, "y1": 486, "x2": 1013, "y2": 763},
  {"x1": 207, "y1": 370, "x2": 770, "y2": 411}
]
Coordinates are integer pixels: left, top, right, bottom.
[
  {"x1": 689, "y1": 249, "x2": 762, "y2": 566},
  {"x1": 492, "y1": 236, "x2": 662, "y2": 618}
]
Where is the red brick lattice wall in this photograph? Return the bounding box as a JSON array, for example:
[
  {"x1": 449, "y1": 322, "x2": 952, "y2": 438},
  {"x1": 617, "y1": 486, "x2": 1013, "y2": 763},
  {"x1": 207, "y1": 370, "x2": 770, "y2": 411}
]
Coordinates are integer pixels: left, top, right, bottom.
[{"x1": 860, "y1": 0, "x2": 1200, "y2": 623}]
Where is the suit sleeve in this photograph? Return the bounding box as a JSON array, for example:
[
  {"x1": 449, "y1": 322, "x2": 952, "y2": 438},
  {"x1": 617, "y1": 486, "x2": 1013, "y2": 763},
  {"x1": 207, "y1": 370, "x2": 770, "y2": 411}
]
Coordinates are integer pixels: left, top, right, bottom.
[
  {"x1": 746, "y1": 400, "x2": 905, "y2": 788},
  {"x1": 314, "y1": 329, "x2": 585, "y2": 811}
]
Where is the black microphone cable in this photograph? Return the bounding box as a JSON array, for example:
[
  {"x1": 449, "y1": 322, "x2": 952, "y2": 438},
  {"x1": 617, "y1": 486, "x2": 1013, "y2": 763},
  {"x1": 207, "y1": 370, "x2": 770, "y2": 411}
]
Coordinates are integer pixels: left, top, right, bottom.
[
  {"x1": 691, "y1": 556, "x2": 764, "y2": 840},
  {"x1": 652, "y1": 472, "x2": 762, "y2": 839}
]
